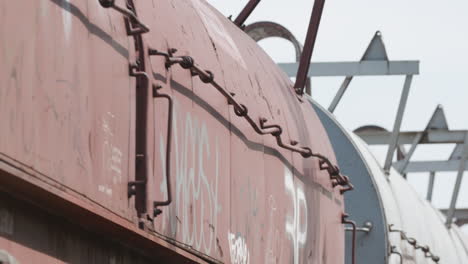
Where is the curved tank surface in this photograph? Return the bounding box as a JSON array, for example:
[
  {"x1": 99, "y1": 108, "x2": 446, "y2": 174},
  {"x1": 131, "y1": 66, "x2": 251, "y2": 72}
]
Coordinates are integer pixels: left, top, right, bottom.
[
  {"x1": 310, "y1": 98, "x2": 468, "y2": 264},
  {"x1": 0, "y1": 0, "x2": 350, "y2": 263}
]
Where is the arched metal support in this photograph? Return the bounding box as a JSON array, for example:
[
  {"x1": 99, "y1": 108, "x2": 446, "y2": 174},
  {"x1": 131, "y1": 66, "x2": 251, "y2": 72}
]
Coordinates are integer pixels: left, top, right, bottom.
[{"x1": 245, "y1": 21, "x2": 311, "y2": 94}]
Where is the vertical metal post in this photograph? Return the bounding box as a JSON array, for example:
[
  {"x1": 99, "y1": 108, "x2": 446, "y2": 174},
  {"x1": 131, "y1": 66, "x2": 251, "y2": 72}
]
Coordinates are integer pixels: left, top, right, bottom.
[
  {"x1": 234, "y1": 0, "x2": 261, "y2": 27},
  {"x1": 294, "y1": 0, "x2": 326, "y2": 95},
  {"x1": 446, "y1": 133, "x2": 468, "y2": 228},
  {"x1": 426, "y1": 171, "x2": 435, "y2": 202},
  {"x1": 328, "y1": 76, "x2": 353, "y2": 113},
  {"x1": 342, "y1": 214, "x2": 357, "y2": 264},
  {"x1": 383, "y1": 75, "x2": 413, "y2": 173}
]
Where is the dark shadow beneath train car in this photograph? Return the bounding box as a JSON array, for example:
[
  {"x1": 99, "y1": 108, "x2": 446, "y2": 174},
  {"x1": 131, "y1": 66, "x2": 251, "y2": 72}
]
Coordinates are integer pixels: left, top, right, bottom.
[{"x1": 0, "y1": 190, "x2": 155, "y2": 264}]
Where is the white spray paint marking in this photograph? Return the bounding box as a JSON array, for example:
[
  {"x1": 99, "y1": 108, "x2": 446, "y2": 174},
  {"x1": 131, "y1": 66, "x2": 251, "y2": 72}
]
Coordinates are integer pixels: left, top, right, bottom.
[
  {"x1": 265, "y1": 195, "x2": 280, "y2": 263},
  {"x1": 62, "y1": 0, "x2": 72, "y2": 42},
  {"x1": 228, "y1": 232, "x2": 250, "y2": 264},
  {"x1": 192, "y1": 0, "x2": 247, "y2": 69},
  {"x1": 98, "y1": 185, "x2": 113, "y2": 197},
  {"x1": 110, "y1": 147, "x2": 123, "y2": 175},
  {"x1": 284, "y1": 167, "x2": 308, "y2": 264},
  {"x1": 0, "y1": 250, "x2": 19, "y2": 264},
  {"x1": 159, "y1": 100, "x2": 221, "y2": 255},
  {"x1": 102, "y1": 112, "x2": 123, "y2": 184},
  {"x1": 0, "y1": 208, "x2": 14, "y2": 235}
]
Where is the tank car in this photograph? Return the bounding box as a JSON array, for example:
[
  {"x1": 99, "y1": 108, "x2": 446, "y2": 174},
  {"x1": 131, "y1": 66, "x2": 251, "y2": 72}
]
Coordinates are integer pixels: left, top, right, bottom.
[
  {"x1": 0, "y1": 0, "x2": 352, "y2": 263},
  {"x1": 310, "y1": 99, "x2": 468, "y2": 263}
]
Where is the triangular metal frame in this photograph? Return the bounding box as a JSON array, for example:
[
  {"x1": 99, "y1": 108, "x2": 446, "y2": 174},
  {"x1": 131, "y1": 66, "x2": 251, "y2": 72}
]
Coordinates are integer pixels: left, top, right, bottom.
[{"x1": 361, "y1": 31, "x2": 389, "y2": 61}]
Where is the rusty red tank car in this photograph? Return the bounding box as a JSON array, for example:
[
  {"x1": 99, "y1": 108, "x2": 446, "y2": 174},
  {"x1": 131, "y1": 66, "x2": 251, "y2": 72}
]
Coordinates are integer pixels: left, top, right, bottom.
[{"x1": 0, "y1": 0, "x2": 352, "y2": 263}]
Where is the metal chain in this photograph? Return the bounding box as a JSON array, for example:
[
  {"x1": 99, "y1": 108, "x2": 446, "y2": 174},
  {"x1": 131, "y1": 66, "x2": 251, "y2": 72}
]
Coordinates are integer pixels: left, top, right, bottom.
[
  {"x1": 98, "y1": 0, "x2": 354, "y2": 221},
  {"x1": 148, "y1": 48, "x2": 354, "y2": 193},
  {"x1": 389, "y1": 224, "x2": 440, "y2": 263}
]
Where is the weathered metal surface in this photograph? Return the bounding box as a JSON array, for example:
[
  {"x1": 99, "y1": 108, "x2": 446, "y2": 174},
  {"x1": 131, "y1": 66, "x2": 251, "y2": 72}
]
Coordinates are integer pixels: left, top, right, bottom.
[
  {"x1": 0, "y1": 154, "x2": 211, "y2": 263},
  {"x1": 1, "y1": 0, "x2": 346, "y2": 263}
]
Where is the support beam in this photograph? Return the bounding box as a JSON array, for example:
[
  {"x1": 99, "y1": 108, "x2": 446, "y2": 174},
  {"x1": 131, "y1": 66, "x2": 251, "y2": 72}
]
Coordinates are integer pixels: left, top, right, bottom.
[
  {"x1": 328, "y1": 76, "x2": 352, "y2": 113},
  {"x1": 446, "y1": 133, "x2": 468, "y2": 228},
  {"x1": 426, "y1": 171, "x2": 435, "y2": 202},
  {"x1": 294, "y1": 0, "x2": 326, "y2": 94},
  {"x1": 233, "y1": 0, "x2": 261, "y2": 27},
  {"x1": 394, "y1": 132, "x2": 423, "y2": 173},
  {"x1": 383, "y1": 75, "x2": 413, "y2": 173},
  {"x1": 279, "y1": 61, "x2": 419, "y2": 77},
  {"x1": 355, "y1": 130, "x2": 467, "y2": 145},
  {"x1": 393, "y1": 160, "x2": 468, "y2": 173}
]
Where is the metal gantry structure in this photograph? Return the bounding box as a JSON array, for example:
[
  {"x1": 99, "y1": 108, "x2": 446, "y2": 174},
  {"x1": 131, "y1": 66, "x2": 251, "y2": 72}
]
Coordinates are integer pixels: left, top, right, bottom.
[
  {"x1": 279, "y1": 31, "x2": 420, "y2": 175},
  {"x1": 356, "y1": 105, "x2": 468, "y2": 228}
]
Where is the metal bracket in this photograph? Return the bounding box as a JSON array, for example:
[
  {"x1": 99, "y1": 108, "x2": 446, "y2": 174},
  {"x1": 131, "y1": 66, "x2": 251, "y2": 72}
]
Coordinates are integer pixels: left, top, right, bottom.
[
  {"x1": 128, "y1": 180, "x2": 145, "y2": 198},
  {"x1": 98, "y1": 0, "x2": 150, "y2": 35},
  {"x1": 345, "y1": 221, "x2": 373, "y2": 233}
]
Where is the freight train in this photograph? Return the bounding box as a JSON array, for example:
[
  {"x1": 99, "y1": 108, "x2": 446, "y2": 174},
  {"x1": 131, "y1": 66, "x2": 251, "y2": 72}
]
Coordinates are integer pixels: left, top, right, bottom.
[{"x1": 0, "y1": 0, "x2": 466, "y2": 263}]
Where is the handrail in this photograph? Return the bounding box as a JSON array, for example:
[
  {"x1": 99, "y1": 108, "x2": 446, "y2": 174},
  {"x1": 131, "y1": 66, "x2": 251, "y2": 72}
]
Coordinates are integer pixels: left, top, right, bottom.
[{"x1": 152, "y1": 85, "x2": 174, "y2": 217}]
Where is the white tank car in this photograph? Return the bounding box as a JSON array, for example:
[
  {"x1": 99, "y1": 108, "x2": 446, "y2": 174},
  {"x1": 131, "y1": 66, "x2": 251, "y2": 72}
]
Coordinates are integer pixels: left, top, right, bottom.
[{"x1": 309, "y1": 98, "x2": 468, "y2": 264}]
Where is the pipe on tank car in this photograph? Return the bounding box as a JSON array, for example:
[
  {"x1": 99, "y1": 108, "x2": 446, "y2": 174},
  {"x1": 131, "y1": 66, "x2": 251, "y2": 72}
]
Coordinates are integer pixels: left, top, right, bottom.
[
  {"x1": 152, "y1": 85, "x2": 174, "y2": 217},
  {"x1": 342, "y1": 214, "x2": 357, "y2": 264}
]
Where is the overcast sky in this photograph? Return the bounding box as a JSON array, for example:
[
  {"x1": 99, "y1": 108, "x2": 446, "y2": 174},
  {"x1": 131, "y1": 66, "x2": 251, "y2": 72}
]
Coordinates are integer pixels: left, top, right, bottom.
[{"x1": 208, "y1": 0, "x2": 468, "y2": 233}]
